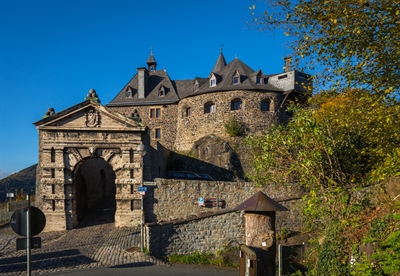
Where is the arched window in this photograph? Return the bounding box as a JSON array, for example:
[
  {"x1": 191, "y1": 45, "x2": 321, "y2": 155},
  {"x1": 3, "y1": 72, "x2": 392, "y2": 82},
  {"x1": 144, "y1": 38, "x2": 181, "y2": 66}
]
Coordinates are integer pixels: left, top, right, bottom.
[
  {"x1": 204, "y1": 102, "x2": 216, "y2": 114},
  {"x1": 231, "y1": 98, "x2": 243, "y2": 110},
  {"x1": 261, "y1": 99, "x2": 271, "y2": 112}
]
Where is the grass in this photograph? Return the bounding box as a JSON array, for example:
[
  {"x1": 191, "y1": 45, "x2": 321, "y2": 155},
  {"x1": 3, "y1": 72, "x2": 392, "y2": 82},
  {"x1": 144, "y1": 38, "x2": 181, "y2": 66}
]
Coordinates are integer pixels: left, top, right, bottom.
[{"x1": 167, "y1": 250, "x2": 239, "y2": 268}]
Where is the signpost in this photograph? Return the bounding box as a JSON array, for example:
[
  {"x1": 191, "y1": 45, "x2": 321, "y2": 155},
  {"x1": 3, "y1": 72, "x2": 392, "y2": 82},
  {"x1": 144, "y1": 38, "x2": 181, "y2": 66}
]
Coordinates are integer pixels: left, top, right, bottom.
[
  {"x1": 138, "y1": 186, "x2": 147, "y2": 252},
  {"x1": 10, "y1": 194, "x2": 46, "y2": 276},
  {"x1": 138, "y1": 186, "x2": 147, "y2": 195}
]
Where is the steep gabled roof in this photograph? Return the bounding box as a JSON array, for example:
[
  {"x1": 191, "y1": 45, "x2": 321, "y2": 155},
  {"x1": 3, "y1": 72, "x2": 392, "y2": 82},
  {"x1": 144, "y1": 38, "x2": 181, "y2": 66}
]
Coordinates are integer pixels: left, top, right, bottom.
[{"x1": 107, "y1": 69, "x2": 181, "y2": 107}]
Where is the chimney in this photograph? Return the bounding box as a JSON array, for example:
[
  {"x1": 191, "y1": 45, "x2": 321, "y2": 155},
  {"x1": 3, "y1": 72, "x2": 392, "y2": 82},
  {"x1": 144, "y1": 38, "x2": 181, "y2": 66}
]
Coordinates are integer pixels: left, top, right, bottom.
[
  {"x1": 137, "y1": 68, "x2": 149, "y2": 99},
  {"x1": 284, "y1": 57, "x2": 292, "y2": 72}
]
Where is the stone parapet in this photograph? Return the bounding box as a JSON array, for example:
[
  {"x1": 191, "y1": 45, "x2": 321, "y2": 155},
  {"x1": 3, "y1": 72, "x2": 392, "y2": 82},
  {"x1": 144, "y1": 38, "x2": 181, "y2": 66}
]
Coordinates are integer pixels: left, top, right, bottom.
[{"x1": 146, "y1": 179, "x2": 303, "y2": 232}]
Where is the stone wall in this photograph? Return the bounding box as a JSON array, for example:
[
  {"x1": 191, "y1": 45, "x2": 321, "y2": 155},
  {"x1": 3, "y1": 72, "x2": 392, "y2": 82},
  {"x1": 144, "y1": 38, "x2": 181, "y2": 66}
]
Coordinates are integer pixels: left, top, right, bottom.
[
  {"x1": 145, "y1": 210, "x2": 245, "y2": 256},
  {"x1": 145, "y1": 179, "x2": 303, "y2": 228},
  {"x1": 175, "y1": 90, "x2": 289, "y2": 152}
]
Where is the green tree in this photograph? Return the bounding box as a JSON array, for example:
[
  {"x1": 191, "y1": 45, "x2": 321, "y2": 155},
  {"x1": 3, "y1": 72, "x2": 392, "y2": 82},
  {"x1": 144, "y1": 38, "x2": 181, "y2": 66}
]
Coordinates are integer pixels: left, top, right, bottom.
[
  {"x1": 249, "y1": 0, "x2": 400, "y2": 97},
  {"x1": 245, "y1": 90, "x2": 400, "y2": 228}
]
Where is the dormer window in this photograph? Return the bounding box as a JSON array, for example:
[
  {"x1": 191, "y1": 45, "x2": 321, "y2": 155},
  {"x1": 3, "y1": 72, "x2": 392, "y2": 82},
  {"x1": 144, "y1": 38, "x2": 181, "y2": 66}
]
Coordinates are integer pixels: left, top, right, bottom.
[
  {"x1": 125, "y1": 86, "x2": 133, "y2": 98},
  {"x1": 233, "y1": 71, "x2": 241, "y2": 85},
  {"x1": 256, "y1": 76, "x2": 263, "y2": 84},
  {"x1": 210, "y1": 74, "x2": 217, "y2": 87},
  {"x1": 159, "y1": 86, "x2": 165, "y2": 97}
]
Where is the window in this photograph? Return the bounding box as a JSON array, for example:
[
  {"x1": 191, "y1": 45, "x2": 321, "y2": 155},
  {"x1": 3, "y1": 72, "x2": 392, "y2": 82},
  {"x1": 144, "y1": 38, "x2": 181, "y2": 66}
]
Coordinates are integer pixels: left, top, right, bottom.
[
  {"x1": 125, "y1": 86, "x2": 133, "y2": 98},
  {"x1": 261, "y1": 100, "x2": 271, "y2": 111},
  {"x1": 210, "y1": 74, "x2": 217, "y2": 87},
  {"x1": 159, "y1": 86, "x2": 165, "y2": 97},
  {"x1": 129, "y1": 148, "x2": 134, "y2": 163},
  {"x1": 204, "y1": 102, "x2": 216, "y2": 114},
  {"x1": 278, "y1": 74, "x2": 288, "y2": 80},
  {"x1": 150, "y1": 108, "x2": 161, "y2": 118},
  {"x1": 51, "y1": 148, "x2": 55, "y2": 162},
  {"x1": 231, "y1": 99, "x2": 243, "y2": 110},
  {"x1": 256, "y1": 77, "x2": 263, "y2": 84},
  {"x1": 186, "y1": 107, "x2": 192, "y2": 117},
  {"x1": 155, "y1": 128, "x2": 161, "y2": 139},
  {"x1": 233, "y1": 71, "x2": 241, "y2": 84}
]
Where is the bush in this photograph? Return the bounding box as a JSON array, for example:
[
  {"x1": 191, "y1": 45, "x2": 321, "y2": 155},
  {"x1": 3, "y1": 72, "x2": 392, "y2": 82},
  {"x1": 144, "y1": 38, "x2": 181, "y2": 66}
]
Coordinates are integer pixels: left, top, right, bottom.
[{"x1": 224, "y1": 116, "x2": 244, "y2": 137}]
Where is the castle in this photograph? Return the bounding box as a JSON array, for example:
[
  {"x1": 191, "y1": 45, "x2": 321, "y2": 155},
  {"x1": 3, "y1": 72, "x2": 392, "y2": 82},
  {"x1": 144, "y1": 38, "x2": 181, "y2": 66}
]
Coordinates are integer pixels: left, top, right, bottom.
[{"x1": 33, "y1": 51, "x2": 311, "y2": 230}]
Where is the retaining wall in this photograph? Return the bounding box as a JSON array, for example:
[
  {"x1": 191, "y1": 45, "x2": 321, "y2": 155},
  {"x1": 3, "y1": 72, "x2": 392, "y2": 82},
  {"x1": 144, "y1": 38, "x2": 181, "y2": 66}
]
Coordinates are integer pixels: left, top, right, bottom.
[{"x1": 144, "y1": 179, "x2": 304, "y2": 256}]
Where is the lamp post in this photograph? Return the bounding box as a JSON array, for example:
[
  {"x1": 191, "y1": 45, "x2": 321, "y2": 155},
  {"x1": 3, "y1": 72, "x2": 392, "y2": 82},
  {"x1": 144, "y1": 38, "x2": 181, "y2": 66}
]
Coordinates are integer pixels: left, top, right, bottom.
[{"x1": 136, "y1": 142, "x2": 146, "y2": 252}]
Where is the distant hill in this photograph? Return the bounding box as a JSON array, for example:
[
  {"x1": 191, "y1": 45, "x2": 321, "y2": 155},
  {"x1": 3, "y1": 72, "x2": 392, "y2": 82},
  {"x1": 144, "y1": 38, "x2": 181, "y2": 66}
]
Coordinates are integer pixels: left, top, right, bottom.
[{"x1": 0, "y1": 164, "x2": 37, "y2": 203}]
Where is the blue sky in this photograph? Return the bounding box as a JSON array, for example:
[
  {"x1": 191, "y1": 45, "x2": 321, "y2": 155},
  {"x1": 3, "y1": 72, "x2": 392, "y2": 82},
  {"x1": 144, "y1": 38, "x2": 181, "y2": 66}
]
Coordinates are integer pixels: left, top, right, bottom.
[{"x1": 0, "y1": 0, "x2": 292, "y2": 179}]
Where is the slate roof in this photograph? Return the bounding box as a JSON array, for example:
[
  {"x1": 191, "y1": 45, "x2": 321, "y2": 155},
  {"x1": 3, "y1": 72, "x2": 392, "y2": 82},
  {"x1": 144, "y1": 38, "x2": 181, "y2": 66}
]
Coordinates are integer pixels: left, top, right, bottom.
[
  {"x1": 108, "y1": 69, "x2": 181, "y2": 107},
  {"x1": 190, "y1": 58, "x2": 284, "y2": 97},
  {"x1": 211, "y1": 52, "x2": 227, "y2": 73},
  {"x1": 107, "y1": 52, "x2": 310, "y2": 107}
]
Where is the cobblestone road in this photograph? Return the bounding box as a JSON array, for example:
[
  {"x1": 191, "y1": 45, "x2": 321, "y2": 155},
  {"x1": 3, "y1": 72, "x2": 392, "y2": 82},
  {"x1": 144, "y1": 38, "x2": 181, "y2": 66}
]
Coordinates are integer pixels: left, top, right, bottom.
[{"x1": 0, "y1": 199, "x2": 167, "y2": 275}]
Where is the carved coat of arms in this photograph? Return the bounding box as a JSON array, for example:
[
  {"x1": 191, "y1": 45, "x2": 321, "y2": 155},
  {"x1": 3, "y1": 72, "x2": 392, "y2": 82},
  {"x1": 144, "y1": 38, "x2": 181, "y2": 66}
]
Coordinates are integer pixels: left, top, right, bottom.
[{"x1": 85, "y1": 109, "x2": 100, "y2": 127}]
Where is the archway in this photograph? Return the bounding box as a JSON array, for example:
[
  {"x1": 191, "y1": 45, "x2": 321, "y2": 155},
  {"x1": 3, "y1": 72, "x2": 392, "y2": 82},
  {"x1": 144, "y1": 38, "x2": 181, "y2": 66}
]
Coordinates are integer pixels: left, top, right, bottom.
[{"x1": 73, "y1": 157, "x2": 116, "y2": 224}]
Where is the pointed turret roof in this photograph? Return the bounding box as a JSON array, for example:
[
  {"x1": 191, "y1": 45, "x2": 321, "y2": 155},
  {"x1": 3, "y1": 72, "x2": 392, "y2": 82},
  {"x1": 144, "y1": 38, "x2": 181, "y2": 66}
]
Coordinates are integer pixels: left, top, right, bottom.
[
  {"x1": 211, "y1": 52, "x2": 227, "y2": 73},
  {"x1": 146, "y1": 52, "x2": 157, "y2": 70},
  {"x1": 234, "y1": 191, "x2": 288, "y2": 212}
]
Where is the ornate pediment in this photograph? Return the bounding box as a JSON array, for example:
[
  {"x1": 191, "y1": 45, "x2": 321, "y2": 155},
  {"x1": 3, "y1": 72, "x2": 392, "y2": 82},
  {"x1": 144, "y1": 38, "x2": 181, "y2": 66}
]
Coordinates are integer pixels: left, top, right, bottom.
[{"x1": 34, "y1": 100, "x2": 145, "y2": 131}]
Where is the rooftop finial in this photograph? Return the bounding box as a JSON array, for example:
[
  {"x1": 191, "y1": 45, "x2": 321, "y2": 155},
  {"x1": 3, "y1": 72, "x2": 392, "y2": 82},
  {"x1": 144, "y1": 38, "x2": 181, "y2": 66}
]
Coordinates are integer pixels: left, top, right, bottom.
[
  {"x1": 235, "y1": 54, "x2": 238, "y2": 59},
  {"x1": 220, "y1": 44, "x2": 223, "y2": 53}
]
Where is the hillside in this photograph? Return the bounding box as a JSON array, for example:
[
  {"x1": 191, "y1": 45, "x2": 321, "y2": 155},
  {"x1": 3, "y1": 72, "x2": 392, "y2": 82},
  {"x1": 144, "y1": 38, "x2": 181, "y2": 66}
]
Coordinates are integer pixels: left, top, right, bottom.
[{"x1": 0, "y1": 164, "x2": 37, "y2": 203}]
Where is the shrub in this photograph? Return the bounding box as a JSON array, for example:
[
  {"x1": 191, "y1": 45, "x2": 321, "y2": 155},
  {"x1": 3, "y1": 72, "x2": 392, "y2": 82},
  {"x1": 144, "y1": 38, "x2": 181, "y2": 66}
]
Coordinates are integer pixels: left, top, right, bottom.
[{"x1": 224, "y1": 116, "x2": 244, "y2": 137}]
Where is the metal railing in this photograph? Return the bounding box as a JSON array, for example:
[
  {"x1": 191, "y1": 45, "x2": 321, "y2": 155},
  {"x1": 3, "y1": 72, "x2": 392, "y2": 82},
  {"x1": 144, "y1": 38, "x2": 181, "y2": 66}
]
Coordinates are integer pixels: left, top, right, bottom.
[
  {"x1": 0, "y1": 208, "x2": 13, "y2": 223},
  {"x1": 0, "y1": 202, "x2": 35, "y2": 223},
  {"x1": 239, "y1": 244, "x2": 257, "y2": 276}
]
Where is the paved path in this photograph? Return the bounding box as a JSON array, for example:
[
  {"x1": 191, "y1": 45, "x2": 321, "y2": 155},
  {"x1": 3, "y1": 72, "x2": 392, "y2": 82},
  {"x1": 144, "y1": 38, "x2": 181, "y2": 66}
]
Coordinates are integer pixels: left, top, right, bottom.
[
  {"x1": 44, "y1": 264, "x2": 238, "y2": 276},
  {"x1": 0, "y1": 199, "x2": 167, "y2": 275}
]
